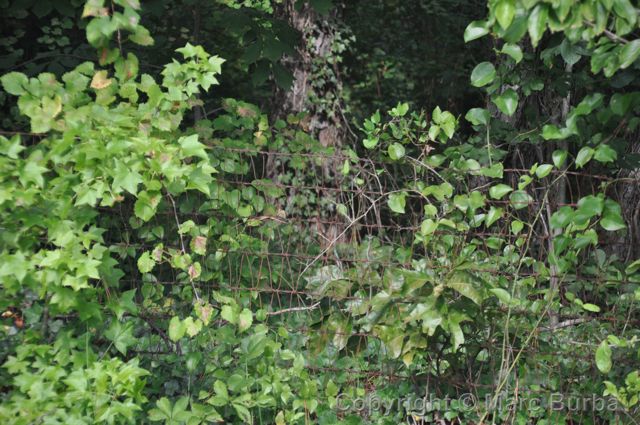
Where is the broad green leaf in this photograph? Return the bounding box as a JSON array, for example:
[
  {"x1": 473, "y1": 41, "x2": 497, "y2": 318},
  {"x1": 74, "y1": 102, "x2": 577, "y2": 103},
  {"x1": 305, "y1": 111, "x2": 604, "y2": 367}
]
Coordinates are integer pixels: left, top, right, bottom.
[
  {"x1": 238, "y1": 308, "x2": 253, "y2": 332},
  {"x1": 489, "y1": 184, "x2": 513, "y2": 199},
  {"x1": 388, "y1": 192, "x2": 406, "y2": 214},
  {"x1": 601, "y1": 199, "x2": 626, "y2": 231},
  {"x1": 470, "y1": 62, "x2": 496, "y2": 87},
  {"x1": 221, "y1": 305, "x2": 237, "y2": 324},
  {"x1": 464, "y1": 20, "x2": 490, "y2": 42},
  {"x1": 447, "y1": 272, "x2": 483, "y2": 305},
  {"x1": 619, "y1": 39, "x2": 640, "y2": 69},
  {"x1": 596, "y1": 340, "x2": 612, "y2": 373},
  {"x1": 490, "y1": 288, "x2": 512, "y2": 304},
  {"x1": 501, "y1": 43, "x2": 523, "y2": 63},
  {"x1": 552, "y1": 150, "x2": 568, "y2": 168},
  {"x1": 575, "y1": 147, "x2": 594, "y2": 168},
  {"x1": 134, "y1": 191, "x2": 161, "y2": 221},
  {"x1": 492, "y1": 89, "x2": 518, "y2": 116},
  {"x1": 535, "y1": 164, "x2": 553, "y2": 178},
  {"x1": 495, "y1": 0, "x2": 516, "y2": 29},
  {"x1": 485, "y1": 206, "x2": 503, "y2": 227},
  {"x1": 179, "y1": 134, "x2": 208, "y2": 160},
  {"x1": 388, "y1": 143, "x2": 405, "y2": 160},
  {"x1": 168, "y1": 316, "x2": 186, "y2": 342},
  {"x1": 137, "y1": 252, "x2": 155, "y2": 274},
  {"x1": 528, "y1": 4, "x2": 548, "y2": 47},
  {"x1": 582, "y1": 303, "x2": 601, "y2": 312},
  {"x1": 594, "y1": 144, "x2": 617, "y2": 163},
  {"x1": 1, "y1": 72, "x2": 28, "y2": 95},
  {"x1": 465, "y1": 108, "x2": 490, "y2": 125},
  {"x1": 509, "y1": 190, "x2": 533, "y2": 210}
]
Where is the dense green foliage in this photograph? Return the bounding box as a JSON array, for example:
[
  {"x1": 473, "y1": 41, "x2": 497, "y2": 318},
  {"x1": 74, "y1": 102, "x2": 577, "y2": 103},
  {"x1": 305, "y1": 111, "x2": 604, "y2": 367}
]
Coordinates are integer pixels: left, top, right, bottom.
[{"x1": 1, "y1": 0, "x2": 640, "y2": 424}]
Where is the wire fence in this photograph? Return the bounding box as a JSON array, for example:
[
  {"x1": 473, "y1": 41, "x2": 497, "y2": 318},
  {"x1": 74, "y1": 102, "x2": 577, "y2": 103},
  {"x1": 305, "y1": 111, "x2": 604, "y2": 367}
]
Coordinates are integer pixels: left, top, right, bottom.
[{"x1": 97, "y1": 144, "x2": 640, "y2": 419}]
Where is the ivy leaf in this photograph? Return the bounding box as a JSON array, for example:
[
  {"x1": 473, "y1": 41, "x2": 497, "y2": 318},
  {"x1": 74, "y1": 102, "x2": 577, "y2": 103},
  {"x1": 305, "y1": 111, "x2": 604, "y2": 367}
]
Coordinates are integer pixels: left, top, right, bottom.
[
  {"x1": 465, "y1": 108, "x2": 490, "y2": 125},
  {"x1": 388, "y1": 192, "x2": 406, "y2": 214},
  {"x1": 509, "y1": 190, "x2": 533, "y2": 210},
  {"x1": 137, "y1": 252, "x2": 155, "y2": 274},
  {"x1": 388, "y1": 143, "x2": 405, "y2": 160},
  {"x1": 105, "y1": 321, "x2": 136, "y2": 355},
  {"x1": 184, "y1": 317, "x2": 203, "y2": 337},
  {"x1": 90, "y1": 70, "x2": 112, "y2": 89},
  {"x1": 168, "y1": 316, "x2": 186, "y2": 342},
  {"x1": 221, "y1": 305, "x2": 238, "y2": 324},
  {"x1": 552, "y1": 150, "x2": 568, "y2": 168},
  {"x1": 596, "y1": 340, "x2": 612, "y2": 373},
  {"x1": 134, "y1": 191, "x2": 161, "y2": 221},
  {"x1": 535, "y1": 164, "x2": 553, "y2": 178},
  {"x1": 238, "y1": 308, "x2": 253, "y2": 333},
  {"x1": 112, "y1": 162, "x2": 143, "y2": 195},
  {"x1": 470, "y1": 62, "x2": 496, "y2": 87},
  {"x1": 179, "y1": 134, "x2": 208, "y2": 160},
  {"x1": 594, "y1": 144, "x2": 617, "y2": 163},
  {"x1": 575, "y1": 147, "x2": 594, "y2": 168},
  {"x1": 600, "y1": 199, "x2": 626, "y2": 231},
  {"x1": 492, "y1": 89, "x2": 518, "y2": 116},
  {"x1": 1, "y1": 72, "x2": 28, "y2": 95},
  {"x1": 489, "y1": 184, "x2": 513, "y2": 200},
  {"x1": 485, "y1": 206, "x2": 503, "y2": 227}
]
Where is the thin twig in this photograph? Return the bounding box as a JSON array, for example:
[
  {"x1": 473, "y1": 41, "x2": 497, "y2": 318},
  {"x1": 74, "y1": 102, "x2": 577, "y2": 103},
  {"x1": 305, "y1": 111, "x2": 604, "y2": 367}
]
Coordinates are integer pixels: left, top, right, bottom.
[{"x1": 266, "y1": 302, "x2": 321, "y2": 316}]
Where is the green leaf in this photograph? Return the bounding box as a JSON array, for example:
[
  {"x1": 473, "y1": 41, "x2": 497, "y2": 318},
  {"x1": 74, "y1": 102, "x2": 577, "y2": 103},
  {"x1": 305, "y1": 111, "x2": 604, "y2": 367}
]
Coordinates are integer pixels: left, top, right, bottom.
[
  {"x1": 501, "y1": 43, "x2": 523, "y2": 63},
  {"x1": 575, "y1": 147, "x2": 594, "y2": 168},
  {"x1": 221, "y1": 305, "x2": 237, "y2": 324},
  {"x1": 552, "y1": 150, "x2": 568, "y2": 168},
  {"x1": 184, "y1": 317, "x2": 203, "y2": 337},
  {"x1": 464, "y1": 20, "x2": 490, "y2": 42},
  {"x1": 490, "y1": 288, "x2": 512, "y2": 304},
  {"x1": 550, "y1": 206, "x2": 573, "y2": 229},
  {"x1": 168, "y1": 316, "x2": 186, "y2": 342},
  {"x1": 535, "y1": 164, "x2": 553, "y2": 178},
  {"x1": 594, "y1": 144, "x2": 617, "y2": 163},
  {"x1": 363, "y1": 137, "x2": 379, "y2": 149},
  {"x1": 601, "y1": 199, "x2": 626, "y2": 231},
  {"x1": 619, "y1": 39, "x2": 640, "y2": 69},
  {"x1": 509, "y1": 190, "x2": 533, "y2": 210},
  {"x1": 388, "y1": 143, "x2": 405, "y2": 160},
  {"x1": 134, "y1": 191, "x2": 161, "y2": 221},
  {"x1": 465, "y1": 108, "x2": 490, "y2": 125},
  {"x1": 447, "y1": 271, "x2": 483, "y2": 305},
  {"x1": 137, "y1": 252, "x2": 155, "y2": 274},
  {"x1": 112, "y1": 163, "x2": 143, "y2": 195},
  {"x1": 528, "y1": 4, "x2": 548, "y2": 47},
  {"x1": 105, "y1": 321, "x2": 136, "y2": 355},
  {"x1": 179, "y1": 134, "x2": 208, "y2": 160},
  {"x1": 1, "y1": 72, "x2": 28, "y2": 95},
  {"x1": 495, "y1": 0, "x2": 516, "y2": 29},
  {"x1": 492, "y1": 89, "x2": 518, "y2": 116},
  {"x1": 238, "y1": 308, "x2": 253, "y2": 332},
  {"x1": 485, "y1": 207, "x2": 503, "y2": 227},
  {"x1": 582, "y1": 303, "x2": 601, "y2": 312},
  {"x1": 542, "y1": 124, "x2": 568, "y2": 140},
  {"x1": 388, "y1": 192, "x2": 406, "y2": 214},
  {"x1": 489, "y1": 184, "x2": 513, "y2": 200},
  {"x1": 470, "y1": 62, "x2": 496, "y2": 87},
  {"x1": 596, "y1": 340, "x2": 612, "y2": 373}
]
